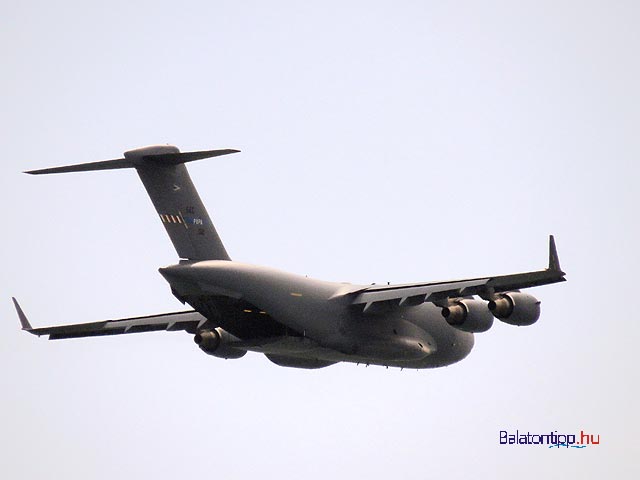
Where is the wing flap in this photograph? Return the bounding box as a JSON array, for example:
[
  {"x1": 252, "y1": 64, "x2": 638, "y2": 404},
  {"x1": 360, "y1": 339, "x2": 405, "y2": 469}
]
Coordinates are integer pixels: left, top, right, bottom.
[{"x1": 352, "y1": 278, "x2": 491, "y2": 305}]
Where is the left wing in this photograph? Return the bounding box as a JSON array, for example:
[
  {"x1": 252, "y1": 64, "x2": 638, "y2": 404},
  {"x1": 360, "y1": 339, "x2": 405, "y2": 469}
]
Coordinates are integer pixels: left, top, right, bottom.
[
  {"x1": 12, "y1": 298, "x2": 207, "y2": 340},
  {"x1": 345, "y1": 236, "x2": 566, "y2": 312}
]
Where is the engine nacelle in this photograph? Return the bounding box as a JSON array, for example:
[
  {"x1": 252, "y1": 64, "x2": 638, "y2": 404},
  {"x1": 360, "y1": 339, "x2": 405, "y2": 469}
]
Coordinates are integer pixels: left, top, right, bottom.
[
  {"x1": 194, "y1": 328, "x2": 247, "y2": 359},
  {"x1": 488, "y1": 292, "x2": 540, "y2": 326},
  {"x1": 441, "y1": 298, "x2": 494, "y2": 333}
]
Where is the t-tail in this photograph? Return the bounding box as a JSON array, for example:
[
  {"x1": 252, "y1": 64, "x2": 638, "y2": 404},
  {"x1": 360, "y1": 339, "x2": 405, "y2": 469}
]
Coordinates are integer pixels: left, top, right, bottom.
[{"x1": 26, "y1": 145, "x2": 238, "y2": 261}]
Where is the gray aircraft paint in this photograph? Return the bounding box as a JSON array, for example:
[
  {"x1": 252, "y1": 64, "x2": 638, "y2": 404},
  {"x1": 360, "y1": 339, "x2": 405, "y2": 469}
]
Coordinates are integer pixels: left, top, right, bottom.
[{"x1": 14, "y1": 145, "x2": 565, "y2": 369}]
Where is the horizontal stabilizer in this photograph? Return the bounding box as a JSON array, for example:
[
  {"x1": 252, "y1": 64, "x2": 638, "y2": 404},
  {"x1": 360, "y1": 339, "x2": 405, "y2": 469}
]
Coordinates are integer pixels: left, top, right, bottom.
[
  {"x1": 25, "y1": 147, "x2": 240, "y2": 175},
  {"x1": 140, "y1": 149, "x2": 240, "y2": 165},
  {"x1": 26, "y1": 158, "x2": 132, "y2": 175}
]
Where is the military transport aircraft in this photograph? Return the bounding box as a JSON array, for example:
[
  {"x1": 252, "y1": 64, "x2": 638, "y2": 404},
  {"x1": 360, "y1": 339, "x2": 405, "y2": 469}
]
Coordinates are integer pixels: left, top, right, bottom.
[{"x1": 13, "y1": 145, "x2": 566, "y2": 369}]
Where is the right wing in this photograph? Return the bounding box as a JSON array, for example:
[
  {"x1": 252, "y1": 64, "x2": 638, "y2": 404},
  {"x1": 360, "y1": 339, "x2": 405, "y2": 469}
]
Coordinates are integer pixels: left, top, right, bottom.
[
  {"x1": 343, "y1": 235, "x2": 566, "y2": 312},
  {"x1": 12, "y1": 298, "x2": 207, "y2": 340}
]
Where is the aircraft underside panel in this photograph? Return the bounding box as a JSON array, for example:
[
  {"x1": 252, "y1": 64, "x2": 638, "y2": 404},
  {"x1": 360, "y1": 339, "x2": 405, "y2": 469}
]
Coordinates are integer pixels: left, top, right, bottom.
[
  {"x1": 185, "y1": 294, "x2": 298, "y2": 340},
  {"x1": 265, "y1": 354, "x2": 337, "y2": 369},
  {"x1": 238, "y1": 334, "x2": 451, "y2": 369}
]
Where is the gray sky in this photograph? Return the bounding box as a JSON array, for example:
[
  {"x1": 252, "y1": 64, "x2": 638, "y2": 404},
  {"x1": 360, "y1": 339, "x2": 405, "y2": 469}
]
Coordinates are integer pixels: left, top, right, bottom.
[{"x1": 1, "y1": 1, "x2": 638, "y2": 478}]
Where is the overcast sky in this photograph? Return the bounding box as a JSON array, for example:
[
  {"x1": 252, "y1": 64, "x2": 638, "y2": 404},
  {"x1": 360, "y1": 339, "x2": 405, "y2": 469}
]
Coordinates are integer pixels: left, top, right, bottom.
[{"x1": 1, "y1": 1, "x2": 638, "y2": 478}]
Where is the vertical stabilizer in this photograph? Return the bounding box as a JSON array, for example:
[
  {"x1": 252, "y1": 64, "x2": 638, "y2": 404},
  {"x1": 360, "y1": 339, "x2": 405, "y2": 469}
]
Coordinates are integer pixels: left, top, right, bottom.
[
  {"x1": 26, "y1": 145, "x2": 238, "y2": 261},
  {"x1": 134, "y1": 160, "x2": 230, "y2": 260}
]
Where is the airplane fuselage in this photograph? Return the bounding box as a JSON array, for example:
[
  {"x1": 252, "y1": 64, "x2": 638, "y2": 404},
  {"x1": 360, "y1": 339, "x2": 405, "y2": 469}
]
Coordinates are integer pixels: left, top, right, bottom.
[{"x1": 160, "y1": 261, "x2": 475, "y2": 369}]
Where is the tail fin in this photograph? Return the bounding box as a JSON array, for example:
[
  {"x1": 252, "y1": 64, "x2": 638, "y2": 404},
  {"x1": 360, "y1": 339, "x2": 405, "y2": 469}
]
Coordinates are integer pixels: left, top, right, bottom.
[{"x1": 26, "y1": 145, "x2": 238, "y2": 261}]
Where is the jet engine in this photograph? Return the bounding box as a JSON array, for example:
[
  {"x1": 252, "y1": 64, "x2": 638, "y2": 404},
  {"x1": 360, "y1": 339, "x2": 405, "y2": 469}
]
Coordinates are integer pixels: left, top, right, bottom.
[
  {"x1": 441, "y1": 298, "x2": 494, "y2": 333},
  {"x1": 488, "y1": 292, "x2": 540, "y2": 326},
  {"x1": 194, "y1": 328, "x2": 247, "y2": 359}
]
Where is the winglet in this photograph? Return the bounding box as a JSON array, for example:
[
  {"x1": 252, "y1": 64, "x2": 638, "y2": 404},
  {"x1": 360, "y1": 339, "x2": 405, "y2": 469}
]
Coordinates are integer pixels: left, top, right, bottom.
[
  {"x1": 12, "y1": 297, "x2": 32, "y2": 331},
  {"x1": 548, "y1": 235, "x2": 563, "y2": 273}
]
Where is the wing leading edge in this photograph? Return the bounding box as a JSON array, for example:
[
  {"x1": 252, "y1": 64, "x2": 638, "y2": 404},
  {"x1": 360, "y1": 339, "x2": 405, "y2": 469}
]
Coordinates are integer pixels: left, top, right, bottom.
[
  {"x1": 346, "y1": 236, "x2": 565, "y2": 312},
  {"x1": 12, "y1": 298, "x2": 206, "y2": 340}
]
